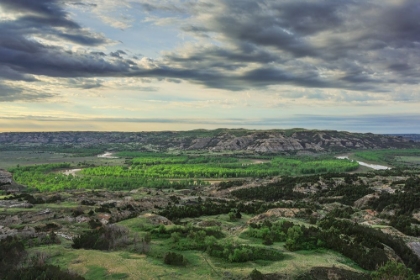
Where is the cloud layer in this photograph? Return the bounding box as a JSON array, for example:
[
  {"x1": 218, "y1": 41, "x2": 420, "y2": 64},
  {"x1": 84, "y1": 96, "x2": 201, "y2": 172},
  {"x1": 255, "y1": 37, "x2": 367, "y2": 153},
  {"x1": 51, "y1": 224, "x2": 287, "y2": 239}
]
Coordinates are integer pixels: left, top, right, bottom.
[
  {"x1": 1, "y1": 1, "x2": 420, "y2": 93},
  {"x1": 0, "y1": 0, "x2": 419, "y2": 134}
]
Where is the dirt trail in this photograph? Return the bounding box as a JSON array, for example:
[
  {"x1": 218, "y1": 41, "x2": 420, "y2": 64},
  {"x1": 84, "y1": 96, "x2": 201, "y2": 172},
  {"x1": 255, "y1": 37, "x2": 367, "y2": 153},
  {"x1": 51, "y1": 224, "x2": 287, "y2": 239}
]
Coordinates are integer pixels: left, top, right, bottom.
[{"x1": 62, "y1": 169, "x2": 82, "y2": 176}]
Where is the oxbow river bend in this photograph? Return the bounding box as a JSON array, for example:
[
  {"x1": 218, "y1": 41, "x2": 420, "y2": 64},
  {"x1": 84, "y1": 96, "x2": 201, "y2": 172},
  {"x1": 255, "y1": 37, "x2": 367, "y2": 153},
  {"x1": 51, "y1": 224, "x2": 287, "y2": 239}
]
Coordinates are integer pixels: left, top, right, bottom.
[{"x1": 336, "y1": 156, "x2": 390, "y2": 170}]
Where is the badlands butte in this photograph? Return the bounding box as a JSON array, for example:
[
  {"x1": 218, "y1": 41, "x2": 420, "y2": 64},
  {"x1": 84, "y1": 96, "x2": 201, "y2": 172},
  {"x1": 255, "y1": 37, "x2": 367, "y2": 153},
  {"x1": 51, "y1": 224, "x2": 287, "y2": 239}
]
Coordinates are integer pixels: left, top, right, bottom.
[{"x1": 0, "y1": 129, "x2": 417, "y2": 153}]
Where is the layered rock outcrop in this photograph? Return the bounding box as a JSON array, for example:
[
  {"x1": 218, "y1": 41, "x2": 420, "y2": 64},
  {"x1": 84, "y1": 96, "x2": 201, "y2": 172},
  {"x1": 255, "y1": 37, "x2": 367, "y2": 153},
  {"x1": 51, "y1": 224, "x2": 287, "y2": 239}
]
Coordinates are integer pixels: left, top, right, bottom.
[{"x1": 0, "y1": 129, "x2": 415, "y2": 154}]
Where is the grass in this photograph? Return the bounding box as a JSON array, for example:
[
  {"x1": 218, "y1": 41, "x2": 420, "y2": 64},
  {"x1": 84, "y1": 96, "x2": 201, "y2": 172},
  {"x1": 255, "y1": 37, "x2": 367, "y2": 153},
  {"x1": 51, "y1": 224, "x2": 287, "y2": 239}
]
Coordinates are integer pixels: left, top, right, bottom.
[
  {"x1": 27, "y1": 241, "x2": 366, "y2": 280},
  {"x1": 67, "y1": 249, "x2": 219, "y2": 280},
  {"x1": 352, "y1": 149, "x2": 420, "y2": 166},
  {"x1": 84, "y1": 265, "x2": 129, "y2": 280},
  {"x1": 351, "y1": 165, "x2": 374, "y2": 173},
  {"x1": 0, "y1": 201, "x2": 83, "y2": 213},
  {"x1": 370, "y1": 224, "x2": 391, "y2": 229},
  {"x1": 0, "y1": 151, "x2": 125, "y2": 170},
  {"x1": 16, "y1": 208, "x2": 370, "y2": 280},
  {"x1": 115, "y1": 213, "x2": 367, "y2": 279},
  {"x1": 117, "y1": 216, "x2": 156, "y2": 232},
  {"x1": 119, "y1": 252, "x2": 142, "y2": 260},
  {"x1": 202, "y1": 248, "x2": 365, "y2": 278},
  {"x1": 396, "y1": 156, "x2": 420, "y2": 165}
]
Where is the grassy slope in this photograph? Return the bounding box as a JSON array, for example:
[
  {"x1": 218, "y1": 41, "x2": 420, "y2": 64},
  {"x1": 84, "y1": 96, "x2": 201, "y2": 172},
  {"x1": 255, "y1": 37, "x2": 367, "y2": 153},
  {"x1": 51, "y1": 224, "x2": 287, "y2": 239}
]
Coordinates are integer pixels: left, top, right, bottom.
[{"x1": 21, "y1": 212, "x2": 367, "y2": 280}]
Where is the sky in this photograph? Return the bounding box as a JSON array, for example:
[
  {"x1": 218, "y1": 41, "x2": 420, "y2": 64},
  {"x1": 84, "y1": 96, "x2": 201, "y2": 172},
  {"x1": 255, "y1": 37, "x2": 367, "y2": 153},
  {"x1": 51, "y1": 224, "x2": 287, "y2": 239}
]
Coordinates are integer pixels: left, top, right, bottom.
[{"x1": 1, "y1": 0, "x2": 420, "y2": 133}]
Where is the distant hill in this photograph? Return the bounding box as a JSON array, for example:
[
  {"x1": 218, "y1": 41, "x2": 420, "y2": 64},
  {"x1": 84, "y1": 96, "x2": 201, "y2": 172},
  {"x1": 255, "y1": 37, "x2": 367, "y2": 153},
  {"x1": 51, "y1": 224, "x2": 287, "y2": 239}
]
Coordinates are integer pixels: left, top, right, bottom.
[
  {"x1": 1, "y1": 129, "x2": 418, "y2": 154},
  {"x1": 388, "y1": 134, "x2": 420, "y2": 142}
]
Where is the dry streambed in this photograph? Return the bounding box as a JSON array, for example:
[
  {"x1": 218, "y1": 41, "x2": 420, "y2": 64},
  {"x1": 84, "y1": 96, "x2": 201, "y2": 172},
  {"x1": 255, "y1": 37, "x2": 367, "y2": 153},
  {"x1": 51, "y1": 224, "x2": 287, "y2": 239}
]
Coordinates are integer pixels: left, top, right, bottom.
[{"x1": 336, "y1": 156, "x2": 389, "y2": 170}]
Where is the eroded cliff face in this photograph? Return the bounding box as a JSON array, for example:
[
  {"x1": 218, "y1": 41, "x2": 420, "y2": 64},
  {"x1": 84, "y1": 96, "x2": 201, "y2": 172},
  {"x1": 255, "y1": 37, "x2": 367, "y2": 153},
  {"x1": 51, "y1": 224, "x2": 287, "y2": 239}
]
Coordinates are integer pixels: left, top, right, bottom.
[
  {"x1": 0, "y1": 129, "x2": 414, "y2": 153},
  {"x1": 0, "y1": 169, "x2": 12, "y2": 186},
  {"x1": 209, "y1": 134, "x2": 306, "y2": 152},
  {"x1": 0, "y1": 169, "x2": 25, "y2": 192},
  {"x1": 189, "y1": 131, "x2": 412, "y2": 153}
]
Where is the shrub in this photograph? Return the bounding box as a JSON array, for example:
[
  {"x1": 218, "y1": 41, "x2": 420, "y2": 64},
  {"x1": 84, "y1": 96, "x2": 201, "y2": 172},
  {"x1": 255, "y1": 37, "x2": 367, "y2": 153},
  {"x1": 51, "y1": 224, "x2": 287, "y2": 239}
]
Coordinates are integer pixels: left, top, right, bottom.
[
  {"x1": 72, "y1": 224, "x2": 130, "y2": 251},
  {"x1": 206, "y1": 242, "x2": 283, "y2": 263},
  {"x1": 372, "y1": 261, "x2": 419, "y2": 280},
  {"x1": 131, "y1": 233, "x2": 151, "y2": 254},
  {"x1": 1, "y1": 237, "x2": 84, "y2": 280},
  {"x1": 0, "y1": 236, "x2": 26, "y2": 277},
  {"x1": 4, "y1": 264, "x2": 85, "y2": 280},
  {"x1": 249, "y1": 269, "x2": 264, "y2": 280},
  {"x1": 262, "y1": 235, "x2": 273, "y2": 246},
  {"x1": 163, "y1": 252, "x2": 186, "y2": 266}
]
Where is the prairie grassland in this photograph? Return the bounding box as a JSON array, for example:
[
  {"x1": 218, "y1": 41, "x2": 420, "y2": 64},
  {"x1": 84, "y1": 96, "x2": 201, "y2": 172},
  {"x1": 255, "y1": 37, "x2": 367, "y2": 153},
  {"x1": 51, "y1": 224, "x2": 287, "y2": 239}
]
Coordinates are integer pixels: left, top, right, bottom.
[
  {"x1": 353, "y1": 149, "x2": 420, "y2": 165},
  {"x1": 114, "y1": 214, "x2": 365, "y2": 279},
  {"x1": 0, "y1": 151, "x2": 124, "y2": 169},
  {"x1": 396, "y1": 156, "x2": 420, "y2": 165},
  {"x1": 31, "y1": 240, "x2": 362, "y2": 280}
]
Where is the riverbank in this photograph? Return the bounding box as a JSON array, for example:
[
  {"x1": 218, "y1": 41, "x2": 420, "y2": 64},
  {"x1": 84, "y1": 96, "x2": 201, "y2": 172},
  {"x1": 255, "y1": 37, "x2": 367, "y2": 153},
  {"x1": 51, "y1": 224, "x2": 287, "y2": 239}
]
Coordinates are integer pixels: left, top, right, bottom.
[{"x1": 336, "y1": 156, "x2": 390, "y2": 170}]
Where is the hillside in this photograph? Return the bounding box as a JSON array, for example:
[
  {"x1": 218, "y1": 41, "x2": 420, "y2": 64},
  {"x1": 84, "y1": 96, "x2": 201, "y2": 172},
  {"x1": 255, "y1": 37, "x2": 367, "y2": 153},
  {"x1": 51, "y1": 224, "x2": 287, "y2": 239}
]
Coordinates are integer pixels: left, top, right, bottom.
[{"x1": 0, "y1": 129, "x2": 416, "y2": 154}]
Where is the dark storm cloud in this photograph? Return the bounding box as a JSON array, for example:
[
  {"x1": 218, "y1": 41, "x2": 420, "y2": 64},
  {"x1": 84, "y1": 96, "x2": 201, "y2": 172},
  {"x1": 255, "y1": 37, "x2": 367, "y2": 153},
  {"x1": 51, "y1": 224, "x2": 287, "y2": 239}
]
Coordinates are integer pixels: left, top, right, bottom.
[
  {"x1": 68, "y1": 1, "x2": 97, "y2": 8},
  {"x1": 1, "y1": 0, "x2": 420, "y2": 100},
  {"x1": 137, "y1": 2, "x2": 187, "y2": 13},
  {"x1": 181, "y1": 25, "x2": 210, "y2": 37},
  {"x1": 179, "y1": 0, "x2": 351, "y2": 58},
  {"x1": 0, "y1": 84, "x2": 21, "y2": 100},
  {"x1": 165, "y1": 43, "x2": 282, "y2": 67},
  {"x1": 389, "y1": 63, "x2": 411, "y2": 72},
  {"x1": 110, "y1": 50, "x2": 127, "y2": 58},
  {"x1": 0, "y1": 37, "x2": 131, "y2": 78},
  {"x1": 0, "y1": 66, "x2": 38, "y2": 82},
  {"x1": 0, "y1": 83, "x2": 53, "y2": 102},
  {"x1": 67, "y1": 78, "x2": 104, "y2": 89},
  {"x1": 241, "y1": 68, "x2": 328, "y2": 88},
  {"x1": 0, "y1": 0, "x2": 121, "y2": 80},
  {"x1": 269, "y1": 1, "x2": 347, "y2": 36},
  {"x1": 91, "y1": 51, "x2": 107, "y2": 56},
  {"x1": 1, "y1": 0, "x2": 67, "y2": 18},
  {"x1": 0, "y1": 0, "x2": 114, "y2": 101},
  {"x1": 165, "y1": 0, "x2": 420, "y2": 90},
  {"x1": 56, "y1": 32, "x2": 107, "y2": 46},
  {"x1": 378, "y1": 0, "x2": 420, "y2": 44}
]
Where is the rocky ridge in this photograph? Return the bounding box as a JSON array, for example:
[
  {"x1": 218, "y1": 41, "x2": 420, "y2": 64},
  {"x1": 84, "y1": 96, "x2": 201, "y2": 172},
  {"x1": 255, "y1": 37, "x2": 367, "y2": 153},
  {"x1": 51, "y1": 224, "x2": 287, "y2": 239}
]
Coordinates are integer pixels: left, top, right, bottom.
[
  {"x1": 0, "y1": 129, "x2": 416, "y2": 154},
  {"x1": 0, "y1": 169, "x2": 12, "y2": 186},
  {"x1": 0, "y1": 169, "x2": 25, "y2": 192}
]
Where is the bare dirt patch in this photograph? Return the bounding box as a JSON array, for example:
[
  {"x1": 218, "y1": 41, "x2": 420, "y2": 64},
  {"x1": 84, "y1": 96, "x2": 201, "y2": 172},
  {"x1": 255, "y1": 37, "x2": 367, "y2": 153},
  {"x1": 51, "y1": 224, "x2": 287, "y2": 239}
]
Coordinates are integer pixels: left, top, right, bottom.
[
  {"x1": 62, "y1": 169, "x2": 82, "y2": 176},
  {"x1": 247, "y1": 208, "x2": 301, "y2": 224},
  {"x1": 141, "y1": 213, "x2": 173, "y2": 225}
]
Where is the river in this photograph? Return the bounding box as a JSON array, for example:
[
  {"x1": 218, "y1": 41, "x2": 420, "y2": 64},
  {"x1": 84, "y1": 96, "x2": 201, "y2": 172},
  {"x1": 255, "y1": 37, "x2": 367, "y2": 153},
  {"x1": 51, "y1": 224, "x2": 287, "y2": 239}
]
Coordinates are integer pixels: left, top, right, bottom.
[{"x1": 336, "y1": 156, "x2": 390, "y2": 170}]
